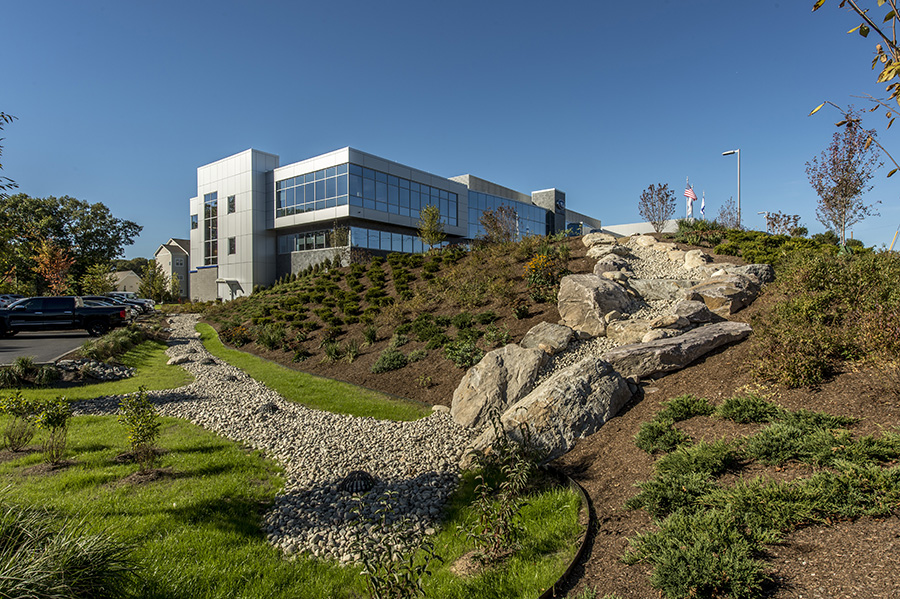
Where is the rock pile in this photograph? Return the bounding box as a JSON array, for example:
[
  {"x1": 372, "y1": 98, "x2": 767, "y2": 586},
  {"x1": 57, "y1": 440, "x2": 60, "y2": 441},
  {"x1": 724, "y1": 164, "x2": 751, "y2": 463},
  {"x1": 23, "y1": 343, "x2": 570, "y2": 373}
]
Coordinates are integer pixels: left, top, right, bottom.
[{"x1": 452, "y1": 233, "x2": 769, "y2": 464}]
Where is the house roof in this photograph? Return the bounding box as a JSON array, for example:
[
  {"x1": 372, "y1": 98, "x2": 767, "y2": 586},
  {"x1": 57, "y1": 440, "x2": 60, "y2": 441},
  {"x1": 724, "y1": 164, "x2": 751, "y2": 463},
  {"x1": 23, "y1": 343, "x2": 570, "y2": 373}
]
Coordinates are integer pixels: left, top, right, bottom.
[
  {"x1": 113, "y1": 270, "x2": 141, "y2": 284},
  {"x1": 154, "y1": 238, "x2": 190, "y2": 258}
]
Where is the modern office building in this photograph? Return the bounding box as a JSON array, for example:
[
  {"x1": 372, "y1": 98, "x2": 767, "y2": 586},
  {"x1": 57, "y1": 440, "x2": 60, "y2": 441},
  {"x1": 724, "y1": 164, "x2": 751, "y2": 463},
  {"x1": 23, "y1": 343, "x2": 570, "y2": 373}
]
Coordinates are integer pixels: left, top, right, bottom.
[{"x1": 188, "y1": 148, "x2": 601, "y2": 302}]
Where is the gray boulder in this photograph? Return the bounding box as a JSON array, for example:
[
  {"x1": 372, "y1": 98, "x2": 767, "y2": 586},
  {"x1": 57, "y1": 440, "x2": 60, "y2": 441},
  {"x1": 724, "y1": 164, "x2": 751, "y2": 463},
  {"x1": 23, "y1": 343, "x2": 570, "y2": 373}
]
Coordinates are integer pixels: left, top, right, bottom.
[
  {"x1": 450, "y1": 344, "x2": 549, "y2": 429},
  {"x1": 499, "y1": 356, "x2": 634, "y2": 462},
  {"x1": 671, "y1": 300, "x2": 716, "y2": 324},
  {"x1": 557, "y1": 274, "x2": 633, "y2": 337},
  {"x1": 727, "y1": 263, "x2": 776, "y2": 285},
  {"x1": 606, "y1": 319, "x2": 653, "y2": 345},
  {"x1": 684, "y1": 249, "x2": 712, "y2": 269},
  {"x1": 582, "y1": 232, "x2": 617, "y2": 247},
  {"x1": 601, "y1": 321, "x2": 752, "y2": 379},
  {"x1": 520, "y1": 322, "x2": 575, "y2": 355},
  {"x1": 684, "y1": 273, "x2": 760, "y2": 315},
  {"x1": 593, "y1": 254, "x2": 630, "y2": 275},
  {"x1": 587, "y1": 244, "x2": 631, "y2": 260},
  {"x1": 628, "y1": 278, "x2": 698, "y2": 302}
]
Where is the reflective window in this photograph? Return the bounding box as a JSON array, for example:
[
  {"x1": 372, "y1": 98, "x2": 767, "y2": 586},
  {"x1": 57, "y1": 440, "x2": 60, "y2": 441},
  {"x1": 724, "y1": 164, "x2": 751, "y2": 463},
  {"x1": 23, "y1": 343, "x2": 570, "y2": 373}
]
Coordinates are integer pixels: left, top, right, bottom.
[
  {"x1": 466, "y1": 190, "x2": 551, "y2": 241},
  {"x1": 227, "y1": 195, "x2": 236, "y2": 214},
  {"x1": 203, "y1": 192, "x2": 218, "y2": 265},
  {"x1": 190, "y1": 214, "x2": 198, "y2": 230},
  {"x1": 228, "y1": 237, "x2": 236, "y2": 255}
]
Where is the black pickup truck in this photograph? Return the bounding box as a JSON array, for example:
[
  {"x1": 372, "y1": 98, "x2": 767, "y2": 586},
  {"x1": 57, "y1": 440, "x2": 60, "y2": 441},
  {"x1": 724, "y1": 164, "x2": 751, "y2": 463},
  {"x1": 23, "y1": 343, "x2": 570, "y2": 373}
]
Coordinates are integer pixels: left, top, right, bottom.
[{"x1": 0, "y1": 296, "x2": 131, "y2": 338}]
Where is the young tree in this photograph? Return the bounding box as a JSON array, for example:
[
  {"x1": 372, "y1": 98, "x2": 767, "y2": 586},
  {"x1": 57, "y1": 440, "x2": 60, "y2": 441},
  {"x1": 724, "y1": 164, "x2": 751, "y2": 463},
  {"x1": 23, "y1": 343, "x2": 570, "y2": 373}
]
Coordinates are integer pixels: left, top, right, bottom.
[
  {"x1": 417, "y1": 204, "x2": 445, "y2": 251},
  {"x1": 32, "y1": 239, "x2": 75, "y2": 296},
  {"x1": 716, "y1": 197, "x2": 742, "y2": 230},
  {"x1": 637, "y1": 183, "x2": 676, "y2": 233},
  {"x1": 765, "y1": 212, "x2": 803, "y2": 236},
  {"x1": 806, "y1": 115, "x2": 882, "y2": 245},
  {"x1": 138, "y1": 260, "x2": 179, "y2": 303},
  {"x1": 479, "y1": 205, "x2": 519, "y2": 244},
  {"x1": 80, "y1": 262, "x2": 117, "y2": 295}
]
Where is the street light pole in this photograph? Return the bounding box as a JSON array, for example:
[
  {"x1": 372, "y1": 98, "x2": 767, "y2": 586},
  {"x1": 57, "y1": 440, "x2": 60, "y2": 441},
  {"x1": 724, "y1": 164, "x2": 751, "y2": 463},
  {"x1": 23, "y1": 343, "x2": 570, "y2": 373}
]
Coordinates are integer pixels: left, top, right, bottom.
[{"x1": 722, "y1": 149, "x2": 741, "y2": 227}]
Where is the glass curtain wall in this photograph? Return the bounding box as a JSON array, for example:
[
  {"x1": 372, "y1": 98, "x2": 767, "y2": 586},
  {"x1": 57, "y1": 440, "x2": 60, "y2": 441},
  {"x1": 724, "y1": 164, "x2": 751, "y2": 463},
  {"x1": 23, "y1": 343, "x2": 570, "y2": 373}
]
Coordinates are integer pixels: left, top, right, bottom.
[
  {"x1": 278, "y1": 226, "x2": 427, "y2": 255},
  {"x1": 275, "y1": 163, "x2": 459, "y2": 227},
  {"x1": 467, "y1": 190, "x2": 550, "y2": 240}
]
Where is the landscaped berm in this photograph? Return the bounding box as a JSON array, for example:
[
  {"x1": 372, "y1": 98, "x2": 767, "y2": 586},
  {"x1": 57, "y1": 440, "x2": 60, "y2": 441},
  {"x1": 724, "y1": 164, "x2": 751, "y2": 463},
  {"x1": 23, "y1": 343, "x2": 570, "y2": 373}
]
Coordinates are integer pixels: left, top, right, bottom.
[{"x1": 2, "y1": 221, "x2": 899, "y2": 599}]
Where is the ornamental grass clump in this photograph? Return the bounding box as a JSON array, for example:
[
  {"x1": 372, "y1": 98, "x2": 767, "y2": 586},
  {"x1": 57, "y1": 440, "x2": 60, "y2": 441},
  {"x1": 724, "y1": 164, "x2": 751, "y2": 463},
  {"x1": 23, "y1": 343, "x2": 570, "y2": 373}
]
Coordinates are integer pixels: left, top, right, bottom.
[
  {"x1": 118, "y1": 387, "x2": 161, "y2": 473},
  {"x1": 0, "y1": 501, "x2": 138, "y2": 599}
]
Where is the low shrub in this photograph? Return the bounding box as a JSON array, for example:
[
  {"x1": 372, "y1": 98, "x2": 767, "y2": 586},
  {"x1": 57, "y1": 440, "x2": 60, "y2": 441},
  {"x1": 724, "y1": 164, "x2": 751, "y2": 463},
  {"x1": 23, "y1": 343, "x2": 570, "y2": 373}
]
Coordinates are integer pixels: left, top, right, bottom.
[
  {"x1": 255, "y1": 322, "x2": 286, "y2": 351},
  {"x1": 445, "y1": 338, "x2": 484, "y2": 368},
  {"x1": 716, "y1": 393, "x2": 783, "y2": 423},
  {"x1": 657, "y1": 395, "x2": 715, "y2": 422},
  {"x1": 0, "y1": 391, "x2": 38, "y2": 451},
  {"x1": 634, "y1": 419, "x2": 690, "y2": 454},
  {"x1": 371, "y1": 348, "x2": 408, "y2": 374},
  {"x1": 118, "y1": 387, "x2": 161, "y2": 472},
  {"x1": 34, "y1": 397, "x2": 72, "y2": 465}
]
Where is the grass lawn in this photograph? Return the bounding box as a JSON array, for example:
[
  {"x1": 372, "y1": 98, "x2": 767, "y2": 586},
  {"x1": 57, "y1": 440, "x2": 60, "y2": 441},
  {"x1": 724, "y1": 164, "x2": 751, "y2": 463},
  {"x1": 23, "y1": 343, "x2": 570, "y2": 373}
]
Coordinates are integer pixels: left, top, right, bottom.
[
  {"x1": 16, "y1": 340, "x2": 193, "y2": 402},
  {"x1": 196, "y1": 322, "x2": 430, "y2": 421},
  {"x1": 0, "y1": 415, "x2": 583, "y2": 599}
]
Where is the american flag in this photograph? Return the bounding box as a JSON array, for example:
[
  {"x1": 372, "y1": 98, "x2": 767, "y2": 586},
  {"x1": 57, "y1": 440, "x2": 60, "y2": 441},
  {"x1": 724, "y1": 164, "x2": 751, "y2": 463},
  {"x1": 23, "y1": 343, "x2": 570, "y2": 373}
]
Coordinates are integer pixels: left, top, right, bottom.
[{"x1": 684, "y1": 186, "x2": 697, "y2": 201}]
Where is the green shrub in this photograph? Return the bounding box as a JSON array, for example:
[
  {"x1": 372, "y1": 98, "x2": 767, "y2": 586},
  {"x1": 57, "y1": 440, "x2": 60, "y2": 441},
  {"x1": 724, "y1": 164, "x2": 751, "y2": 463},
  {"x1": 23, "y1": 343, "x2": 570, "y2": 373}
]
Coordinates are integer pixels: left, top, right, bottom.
[
  {"x1": 475, "y1": 310, "x2": 499, "y2": 325},
  {"x1": 451, "y1": 312, "x2": 474, "y2": 330},
  {"x1": 118, "y1": 387, "x2": 161, "y2": 473},
  {"x1": 625, "y1": 470, "x2": 718, "y2": 519},
  {"x1": 363, "y1": 325, "x2": 378, "y2": 345},
  {"x1": 321, "y1": 341, "x2": 342, "y2": 364},
  {"x1": 0, "y1": 391, "x2": 38, "y2": 451},
  {"x1": 716, "y1": 393, "x2": 783, "y2": 423},
  {"x1": 445, "y1": 338, "x2": 484, "y2": 368},
  {"x1": 655, "y1": 439, "x2": 739, "y2": 479},
  {"x1": 255, "y1": 322, "x2": 286, "y2": 351},
  {"x1": 388, "y1": 333, "x2": 409, "y2": 349},
  {"x1": 634, "y1": 419, "x2": 690, "y2": 454},
  {"x1": 483, "y1": 323, "x2": 511, "y2": 347},
  {"x1": 657, "y1": 395, "x2": 714, "y2": 422},
  {"x1": 371, "y1": 348, "x2": 408, "y2": 373},
  {"x1": 34, "y1": 397, "x2": 72, "y2": 465},
  {"x1": 407, "y1": 349, "x2": 427, "y2": 363}
]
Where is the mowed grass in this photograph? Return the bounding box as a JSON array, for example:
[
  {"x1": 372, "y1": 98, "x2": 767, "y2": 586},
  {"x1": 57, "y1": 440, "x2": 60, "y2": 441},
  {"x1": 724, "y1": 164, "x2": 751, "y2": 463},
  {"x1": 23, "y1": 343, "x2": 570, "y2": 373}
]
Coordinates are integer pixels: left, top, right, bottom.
[
  {"x1": 0, "y1": 415, "x2": 362, "y2": 599},
  {"x1": 17, "y1": 340, "x2": 193, "y2": 402},
  {"x1": 0, "y1": 415, "x2": 584, "y2": 599},
  {"x1": 196, "y1": 322, "x2": 430, "y2": 421}
]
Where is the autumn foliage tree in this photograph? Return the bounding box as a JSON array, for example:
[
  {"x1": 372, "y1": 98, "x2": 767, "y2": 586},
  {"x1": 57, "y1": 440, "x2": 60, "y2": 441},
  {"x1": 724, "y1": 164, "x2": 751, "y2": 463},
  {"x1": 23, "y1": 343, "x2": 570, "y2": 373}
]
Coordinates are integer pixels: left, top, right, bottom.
[
  {"x1": 637, "y1": 183, "x2": 676, "y2": 233},
  {"x1": 32, "y1": 239, "x2": 75, "y2": 296},
  {"x1": 806, "y1": 113, "x2": 882, "y2": 245}
]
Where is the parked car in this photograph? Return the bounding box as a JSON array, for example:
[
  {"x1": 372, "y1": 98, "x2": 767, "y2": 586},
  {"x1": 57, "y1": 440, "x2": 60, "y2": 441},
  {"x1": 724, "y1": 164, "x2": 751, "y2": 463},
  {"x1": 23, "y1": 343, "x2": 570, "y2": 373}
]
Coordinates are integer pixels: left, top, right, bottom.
[
  {"x1": 80, "y1": 295, "x2": 140, "y2": 320},
  {"x1": 0, "y1": 296, "x2": 131, "y2": 337},
  {"x1": 106, "y1": 292, "x2": 155, "y2": 313},
  {"x1": 0, "y1": 294, "x2": 24, "y2": 309}
]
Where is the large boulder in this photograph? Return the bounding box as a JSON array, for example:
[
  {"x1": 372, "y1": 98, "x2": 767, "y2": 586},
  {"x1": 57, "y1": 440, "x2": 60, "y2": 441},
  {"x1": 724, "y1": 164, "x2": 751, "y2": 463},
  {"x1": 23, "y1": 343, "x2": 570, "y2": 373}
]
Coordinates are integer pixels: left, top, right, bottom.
[
  {"x1": 450, "y1": 344, "x2": 549, "y2": 429},
  {"x1": 684, "y1": 249, "x2": 712, "y2": 269},
  {"x1": 634, "y1": 235, "x2": 658, "y2": 247},
  {"x1": 606, "y1": 319, "x2": 653, "y2": 345},
  {"x1": 601, "y1": 321, "x2": 752, "y2": 379},
  {"x1": 593, "y1": 254, "x2": 630, "y2": 275},
  {"x1": 727, "y1": 264, "x2": 776, "y2": 285},
  {"x1": 628, "y1": 278, "x2": 698, "y2": 302},
  {"x1": 587, "y1": 244, "x2": 631, "y2": 260},
  {"x1": 582, "y1": 232, "x2": 617, "y2": 247},
  {"x1": 671, "y1": 300, "x2": 716, "y2": 324},
  {"x1": 684, "y1": 273, "x2": 760, "y2": 315},
  {"x1": 557, "y1": 274, "x2": 633, "y2": 337},
  {"x1": 520, "y1": 322, "x2": 575, "y2": 355},
  {"x1": 498, "y1": 356, "x2": 634, "y2": 462}
]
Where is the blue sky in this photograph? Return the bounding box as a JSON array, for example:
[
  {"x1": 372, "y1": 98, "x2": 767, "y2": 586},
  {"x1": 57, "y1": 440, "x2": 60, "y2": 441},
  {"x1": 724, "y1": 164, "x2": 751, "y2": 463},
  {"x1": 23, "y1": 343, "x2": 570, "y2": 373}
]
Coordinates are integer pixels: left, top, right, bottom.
[{"x1": 4, "y1": 0, "x2": 900, "y2": 258}]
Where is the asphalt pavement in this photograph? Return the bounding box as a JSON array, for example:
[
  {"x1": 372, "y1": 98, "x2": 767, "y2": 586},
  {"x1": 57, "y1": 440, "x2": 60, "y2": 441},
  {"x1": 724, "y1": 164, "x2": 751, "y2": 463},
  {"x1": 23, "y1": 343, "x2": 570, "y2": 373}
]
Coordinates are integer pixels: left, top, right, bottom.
[{"x1": 0, "y1": 330, "x2": 90, "y2": 365}]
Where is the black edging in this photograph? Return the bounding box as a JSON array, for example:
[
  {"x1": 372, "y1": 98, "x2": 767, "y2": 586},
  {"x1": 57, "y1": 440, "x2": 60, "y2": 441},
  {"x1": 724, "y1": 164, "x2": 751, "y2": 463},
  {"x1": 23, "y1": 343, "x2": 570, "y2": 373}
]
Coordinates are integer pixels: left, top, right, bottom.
[{"x1": 538, "y1": 472, "x2": 593, "y2": 599}]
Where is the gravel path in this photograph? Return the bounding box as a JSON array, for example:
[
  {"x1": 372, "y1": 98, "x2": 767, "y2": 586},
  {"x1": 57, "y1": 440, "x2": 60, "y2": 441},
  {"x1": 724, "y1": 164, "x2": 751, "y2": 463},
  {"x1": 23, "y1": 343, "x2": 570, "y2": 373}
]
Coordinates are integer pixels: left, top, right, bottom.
[{"x1": 72, "y1": 316, "x2": 474, "y2": 564}]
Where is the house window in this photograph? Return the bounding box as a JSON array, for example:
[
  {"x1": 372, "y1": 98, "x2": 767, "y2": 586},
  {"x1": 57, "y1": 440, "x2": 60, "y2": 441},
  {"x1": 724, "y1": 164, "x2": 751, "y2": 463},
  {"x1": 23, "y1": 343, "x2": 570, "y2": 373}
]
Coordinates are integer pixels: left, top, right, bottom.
[
  {"x1": 174, "y1": 257, "x2": 184, "y2": 268},
  {"x1": 228, "y1": 237, "x2": 236, "y2": 255},
  {"x1": 190, "y1": 215, "x2": 198, "y2": 230},
  {"x1": 227, "y1": 195, "x2": 236, "y2": 214}
]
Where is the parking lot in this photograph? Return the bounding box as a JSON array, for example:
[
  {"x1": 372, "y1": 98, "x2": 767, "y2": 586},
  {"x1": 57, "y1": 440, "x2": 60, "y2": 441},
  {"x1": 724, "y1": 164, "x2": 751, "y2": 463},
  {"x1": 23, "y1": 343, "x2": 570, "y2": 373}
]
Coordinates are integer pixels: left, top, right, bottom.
[{"x1": 0, "y1": 330, "x2": 89, "y2": 365}]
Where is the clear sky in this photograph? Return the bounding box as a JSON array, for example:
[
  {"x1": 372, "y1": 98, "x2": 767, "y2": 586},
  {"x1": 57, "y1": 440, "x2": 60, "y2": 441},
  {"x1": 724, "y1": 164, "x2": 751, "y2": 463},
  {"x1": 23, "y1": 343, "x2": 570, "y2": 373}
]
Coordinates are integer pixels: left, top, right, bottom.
[{"x1": 4, "y1": 0, "x2": 900, "y2": 258}]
